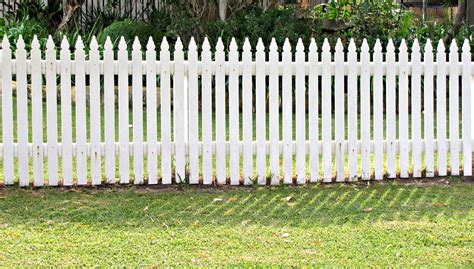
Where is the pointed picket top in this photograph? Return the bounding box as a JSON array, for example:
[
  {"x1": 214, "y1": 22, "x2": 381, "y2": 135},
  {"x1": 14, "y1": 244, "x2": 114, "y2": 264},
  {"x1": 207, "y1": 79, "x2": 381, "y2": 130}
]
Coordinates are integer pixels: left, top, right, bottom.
[
  {"x1": 229, "y1": 37, "x2": 237, "y2": 51},
  {"x1": 118, "y1": 36, "x2": 127, "y2": 50},
  {"x1": 175, "y1": 37, "x2": 183, "y2": 51},
  {"x1": 270, "y1": 38, "x2": 278, "y2": 52},
  {"x1": 283, "y1": 38, "x2": 291, "y2": 52},
  {"x1": 437, "y1": 39, "x2": 445, "y2": 53},
  {"x1": 215, "y1": 37, "x2": 223, "y2": 51},
  {"x1": 146, "y1": 36, "x2": 155, "y2": 51},
  {"x1": 424, "y1": 39, "x2": 433, "y2": 54},
  {"x1": 322, "y1": 38, "x2": 330, "y2": 52},
  {"x1": 361, "y1": 38, "x2": 369, "y2": 53},
  {"x1": 75, "y1": 35, "x2": 84, "y2": 50},
  {"x1": 31, "y1": 35, "x2": 40, "y2": 50},
  {"x1": 132, "y1": 36, "x2": 141, "y2": 51},
  {"x1": 256, "y1": 37, "x2": 264, "y2": 52},
  {"x1": 104, "y1": 36, "x2": 113, "y2": 50},
  {"x1": 243, "y1": 37, "x2": 251, "y2": 52},
  {"x1": 412, "y1": 39, "x2": 420, "y2": 53},
  {"x1": 463, "y1": 38, "x2": 471, "y2": 53},
  {"x1": 46, "y1": 35, "x2": 55, "y2": 50},
  {"x1": 189, "y1": 37, "x2": 197, "y2": 51},
  {"x1": 387, "y1": 38, "x2": 395, "y2": 53},
  {"x1": 90, "y1": 36, "x2": 99, "y2": 51},
  {"x1": 296, "y1": 38, "x2": 304, "y2": 52},
  {"x1": 335, "y1": 38, "x2": 343, "y2": 52},
  {"x1": 309, "y1": 38, "x2": 317, "y2": 53},
  {"x1": 16, "y1": 35, "x2": 25, "y2": 50},
  {"x1": 373, "y1": 39, "x2": 382, "y2": 53},
  {"x1": 60, "y1": 36, "x2": 69, "y2": 50},
  {"x1": 348, "y1": 38, "x2": 356, "y2": 53},
  {"x1": 449, "y1": 38, "x2": 458, "y2": 53},
  {"x1": 2, "y1": 34, "x2": 9, "y2": 50}
]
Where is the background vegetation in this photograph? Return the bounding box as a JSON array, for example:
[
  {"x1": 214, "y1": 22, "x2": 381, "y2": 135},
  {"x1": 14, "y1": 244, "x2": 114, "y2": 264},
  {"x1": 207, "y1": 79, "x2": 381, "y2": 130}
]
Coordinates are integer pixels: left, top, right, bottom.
[{"x1": 0, "y1": 0, "x2": 471, "y2": 51}]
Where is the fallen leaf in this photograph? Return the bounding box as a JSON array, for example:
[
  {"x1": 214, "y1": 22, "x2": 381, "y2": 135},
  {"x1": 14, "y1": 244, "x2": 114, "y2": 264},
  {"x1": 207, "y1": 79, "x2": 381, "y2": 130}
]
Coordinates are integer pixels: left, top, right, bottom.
[
  {"x1": 213, "y1": 198, "x2": 223, "y2": 202},
  {"x1": 143, "y1": 206, "x2": 149, "y2": 211},
  {"x1": 363, "y1": 207, "x2": 373, "y2": 213},
  {"x1": 285, "y1": 196, "x2": 294, "y2": 202},
  {"x1": 227, "y1": 197, "x2": 238, "y2": 203},
  {"x1": 281, "y1": 233, "x2": 289, "y2": 238}
]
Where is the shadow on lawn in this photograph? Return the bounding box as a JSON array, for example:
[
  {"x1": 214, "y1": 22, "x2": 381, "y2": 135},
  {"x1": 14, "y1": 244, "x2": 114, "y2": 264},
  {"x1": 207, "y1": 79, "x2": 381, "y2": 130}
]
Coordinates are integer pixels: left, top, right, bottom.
[{"x1": 0, "y1": 179, "x2": 471, "y2": 228}]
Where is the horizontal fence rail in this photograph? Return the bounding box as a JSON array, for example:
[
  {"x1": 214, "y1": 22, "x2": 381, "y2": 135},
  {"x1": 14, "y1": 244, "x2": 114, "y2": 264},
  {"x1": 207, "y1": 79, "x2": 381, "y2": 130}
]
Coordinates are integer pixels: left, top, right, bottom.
[{"x1": 0, "y1": 35, "x2": 472, "y2": 187}]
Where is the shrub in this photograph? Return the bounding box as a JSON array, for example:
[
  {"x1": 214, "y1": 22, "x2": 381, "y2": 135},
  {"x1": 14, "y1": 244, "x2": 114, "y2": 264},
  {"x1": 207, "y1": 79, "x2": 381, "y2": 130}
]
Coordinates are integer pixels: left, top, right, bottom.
[{"x1": 98, "y1": 20, "x2": 162, "y2": 47}]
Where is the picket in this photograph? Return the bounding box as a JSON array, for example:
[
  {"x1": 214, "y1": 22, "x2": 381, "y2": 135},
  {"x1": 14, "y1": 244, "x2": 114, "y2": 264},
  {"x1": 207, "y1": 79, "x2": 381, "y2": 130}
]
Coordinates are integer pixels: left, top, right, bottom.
[
  {"x1": 322, "y1": 39, "x2": 332, "y2": 182},
  {"x1": 103, "y1": 37, "x2": 115, "y2": 184},
  {"x1": 360, "y1": 39, "x2": 370, "y2": 180},
  {"x1": 462, "y1": 40, "x2": 472, "y2": 176},
  {"x1": 215, "y1": 38, "x2": 226, "y2": 184},
  {"x1": 229, "y1": 38, "x2": 240, "y2": 185},
  {"x1": 386, "y1": 40, "x2": 397, "y2": 179},
  {"x1": 242, "y1": 38, "x2": 253, "y2": 184},
  {"x1": 1, "y1": 36, "x2": 473, "y2": 187},
  {"x1": 373, "y1": 39, "x2": 383, "y2": 180},
  {"x1": 436, "y1": 40, "x2": 447, "y2": 176},
  {"x1": 269, "y1": 38, "x2": 280, "y2": 185},
  {"x1": 202, "y1": 38, "x2": 213, "y2": 185},
  {"x1": 256, "y1": 38, "x2": 267, "y2": 184},
  {"x1": 31, "y1": 36, "x2": 44, "y2": 187},
  {"x1": 60, "y1": 37, "x2": 73, "y2": 186},
  {"x1": 90, "y1": 37, "x2": 102, "y2": 185},
  {"x1": 282, "y1": 38, "x2": 293, "y2": 184},
  {"x1": 173, "y1": 38, "x2": 186, "y2": 183},
  {"x1": 188, "y1": 38, "x2": 199, "y2": 184},
  {"x1": 424, "y1": 40, "x2": 435, "y2": 177},
  {"x1": 16, "y1": 36, "x2": 28, "y2": 186},
  {"x1": 399, "y1": 40, "x2": 409, "y2": 178},
  {"x1": 411, "y1": 40, "x2": 422, "y2": 178},
  {"x1": 347, "y1": 39, "x2": 358, "y2": 181},
  {"x1": 449, "y1": 40, "x2": 460, "y2": 175},
  {"x1": 295, "y1": 38, "x2": 306, "y2": 184},
  {"x1": 1, "y1": 37, "x2": 13, "y2": 185},
  {"x1": 160, "y1": 37, "x2": 172, "y2": 184},
  {"x1": 308, "y1": 38, "x2": 319, "y2": 182},
  {"x1": 146, "y1": 37, "x2": 158, "y2": 184},
  {"x1": 46, "y1": 37, "x2": 58, "y2": 186},
  {"x1": 334, "y1": 39, "x2": 344, "y2": 182},
  {"x1": 118, "y1": 37, "x2": 130, "y2": 184}
]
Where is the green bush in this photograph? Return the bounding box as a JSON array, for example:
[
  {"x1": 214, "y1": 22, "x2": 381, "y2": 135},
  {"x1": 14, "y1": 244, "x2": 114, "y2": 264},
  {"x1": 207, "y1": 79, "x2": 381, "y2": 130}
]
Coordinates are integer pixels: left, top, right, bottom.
[
  {"x1": 0, "y1": 17, "x2": 49, "y2": 51},
  {"x1": 98, "y1": 20, "x2": 162, "y2": 47}
]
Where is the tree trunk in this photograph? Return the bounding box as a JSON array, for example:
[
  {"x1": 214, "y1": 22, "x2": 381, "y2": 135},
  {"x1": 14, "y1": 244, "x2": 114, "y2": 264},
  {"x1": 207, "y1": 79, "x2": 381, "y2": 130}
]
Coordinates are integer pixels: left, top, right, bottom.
[
  {"x1": 444, "y1": 0, "x2": 466, "y2": 43},
  {"x1": 56, "y1": 0, "x2": 85, "y2": 33},
  {"x1": 219, "y1": 0, "x2": 228, "y2": 22}
]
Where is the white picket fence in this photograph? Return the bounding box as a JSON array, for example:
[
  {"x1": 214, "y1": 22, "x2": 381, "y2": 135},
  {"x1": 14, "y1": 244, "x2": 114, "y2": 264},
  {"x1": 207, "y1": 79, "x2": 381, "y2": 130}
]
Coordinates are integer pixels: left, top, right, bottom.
[{"x1": 0, "y1": 35, "x2": 473, "y2": 187}]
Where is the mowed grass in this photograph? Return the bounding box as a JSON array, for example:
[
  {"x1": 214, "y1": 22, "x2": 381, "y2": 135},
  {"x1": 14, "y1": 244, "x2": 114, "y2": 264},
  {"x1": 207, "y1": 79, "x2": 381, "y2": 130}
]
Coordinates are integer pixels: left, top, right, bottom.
[{"x1": 0, "y1": 178, "x2": 473, "y2": 267}]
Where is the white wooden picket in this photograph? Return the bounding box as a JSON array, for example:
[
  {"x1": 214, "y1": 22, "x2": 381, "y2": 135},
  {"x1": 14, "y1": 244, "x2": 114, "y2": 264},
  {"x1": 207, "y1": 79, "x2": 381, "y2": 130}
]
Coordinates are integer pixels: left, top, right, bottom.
[{"x1": 0, "y1": 35, "x2": 473, "y2": 187}]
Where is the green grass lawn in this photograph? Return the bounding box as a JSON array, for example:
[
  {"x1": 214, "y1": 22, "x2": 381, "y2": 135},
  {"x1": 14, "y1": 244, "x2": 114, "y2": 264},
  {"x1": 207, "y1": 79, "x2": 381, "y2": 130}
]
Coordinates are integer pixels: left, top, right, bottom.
[{"x1": 0, "y1": 178, "x2": 472, "y2": 266}]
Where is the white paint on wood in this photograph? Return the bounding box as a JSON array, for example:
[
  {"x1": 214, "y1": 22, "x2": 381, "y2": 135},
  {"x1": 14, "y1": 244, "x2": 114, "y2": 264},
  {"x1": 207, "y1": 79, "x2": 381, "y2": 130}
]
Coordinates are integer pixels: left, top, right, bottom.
[
  {"x1": 308, "y1": 38, "x2": 320, "y2": 182},
  {"x1": 60, "y1": 37, "x2": 73, "y2": 186},
  {"x1": 373, "y1": 39, "x2": 383, "y2": 180},
  {"x1": 202, "y1": 38, "x2": 213, "y2": 184},
  {"x1": 118, "y1": 37, "x2": 130, "y2": 184},
  {"x1": 269, "y1": 38, "x2": 280, "y2": 185},
  {"x1": 360, "y1": 39, "x2": 371, "y2": 180},
  {"x1": 104, "y1": 37, "x2": 116, "y2": 184},
  {"x1": 243, "y1": 38, "x2": 253, "y2": 185},
  {"x1": 334, "y1": 39, "x2": 345, "y2": 182},
  {"x1": 90, "y1": 37, "x2": 102, "y2": 185},
  {"x1": 256, "y1": 38, "x2": 267, "y2": 184},
  {"x1": 16, "y1": 36, "x2": 29, "y2": 186},
  {"x1": 386, "y1": 40, "x2": 397, "y2": 178},
  {"x1": 188, "y1": 38, "x2": 200, "y2": 184},
  {"x1": 160, "y1": 38, "x2": 172, "y2": 184},
  {"x1": 46, "y1": 36, "x2": 58, "y2": 186},
  {"x1": 322, "y1": 39, "x2": 332, "y2": 182},
  {"x1": 347, "y1": 39, "x2": 358, "y2": 181},
  {"x1": 449, "y1": 40, "x2": 460, "y2": 175},
  {"x1": 146, "y1": 37, "x2": 158, "y2": 184},
  {"x1": 132, "y1": 37, "x2": 144, "y2": 184},
  {"x1": 436, "y1": 40, "x2": 447, "y2": 176},
  {"x1": 31, "y1": 36, "x2": 44, "y2": 187},
  {"x1": 398, "y1": 40, "x2": 409, "y2": 178},
  {"x1": 229, "y1": 38, "x2": 240, "y2": 185},
  {"x1": 424, "y1": 40, "x2": 435, "y2": 177},
  {"x1": 462, "y1": 40, "x2": 472, "y2": 176},
  {"x1": 411, "y1": 39, "x2": 422, "y2": 178},
  {"x1": 173, "y1": 38, "x2": 186, "y2": 183},
  {"x1": 282, "y1": 38, "x2": 293, "y2": 184}
]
